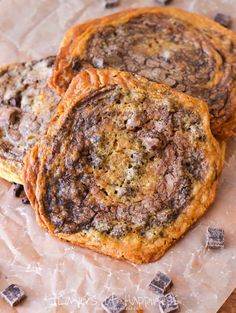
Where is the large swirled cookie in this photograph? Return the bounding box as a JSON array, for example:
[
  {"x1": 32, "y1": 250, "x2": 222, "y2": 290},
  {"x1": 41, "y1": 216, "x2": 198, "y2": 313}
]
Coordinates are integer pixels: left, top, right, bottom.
[
  {"x1": 24, "y1": 69, "x2": 224, "y2": 264},
  {"x1": 50, "y1": 7, "x2": 236, "y2": 139},
  {"x1": 0, "y1": 56, "x2": 60, "y2": 183}
]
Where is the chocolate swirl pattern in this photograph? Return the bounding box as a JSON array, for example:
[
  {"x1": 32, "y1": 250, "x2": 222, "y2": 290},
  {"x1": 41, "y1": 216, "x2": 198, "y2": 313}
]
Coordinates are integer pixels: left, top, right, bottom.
[
  {"x1": 0, "y1": 57, "x2": 60, "y2": 183},
  {"x1": 51, "y1": 8, "x2": 236, "y2": 139},
  {"x1": 25, "y1": 69, "x2": 224, "y2": 263}
]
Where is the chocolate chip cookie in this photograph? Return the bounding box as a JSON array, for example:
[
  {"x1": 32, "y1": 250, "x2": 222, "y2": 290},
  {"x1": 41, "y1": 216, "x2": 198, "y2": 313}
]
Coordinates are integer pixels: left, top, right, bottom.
[
  {"x1": 51, "y1": 8, "x2": 236, "y2": 139},
  {"x1": 25, "y1": 68, "x2": 224, "y2": 263},
  {"x1": 0, "y1": 56, "x2": 60, "y2": 183}
]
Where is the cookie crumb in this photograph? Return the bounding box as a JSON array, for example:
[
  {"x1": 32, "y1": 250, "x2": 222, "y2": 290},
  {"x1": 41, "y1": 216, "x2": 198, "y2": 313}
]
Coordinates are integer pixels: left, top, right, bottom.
[{"x1": 22, "y1": 197, "x2": 30, "y2": 205}]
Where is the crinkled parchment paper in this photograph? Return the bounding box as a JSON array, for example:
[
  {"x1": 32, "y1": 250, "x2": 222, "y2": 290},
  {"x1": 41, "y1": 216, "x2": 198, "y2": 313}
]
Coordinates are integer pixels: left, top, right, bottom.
[{"x1": 0, "y1": 0, "x2": 235, "y2": 312}]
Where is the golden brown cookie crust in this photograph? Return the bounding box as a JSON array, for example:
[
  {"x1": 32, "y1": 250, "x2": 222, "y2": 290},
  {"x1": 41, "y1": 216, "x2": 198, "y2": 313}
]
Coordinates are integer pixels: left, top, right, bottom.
[
  {"x1": 50, "y1": 7, "x2": 236, "y2": 139},
  {"x1": 25, "y1": 68, "x2": 224, "y2": 264}
]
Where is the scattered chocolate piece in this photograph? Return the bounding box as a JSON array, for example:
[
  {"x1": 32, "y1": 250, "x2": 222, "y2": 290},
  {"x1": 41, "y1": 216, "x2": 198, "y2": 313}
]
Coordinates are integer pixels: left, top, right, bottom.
[
  {"x1": 104, "y1": 0, "x2": 120, "y2": 9},
  {"x1": 158, "y1": 293, "x2": 179, "y2": 313},
  {"x1": 102, "y1": 295, "x2": 126, "y2": 313},
  {"x1": 214, "y1": 13, "x2": 232, "y2": 28},
  {"x1": 155, "y1": 0, "x2": 172, "y2": 5},
  {"x1": 22, "y1": 197, "x2": 30, "y2": 205},
  {"x1": 1, "y1": 284, "x2": 26, "y2": 307},
  {"x1": 149, "y1": 271, "x2": 172, "y2": 295},
  {"x1": 13, "y1": 184, "x2": 23, "y2": 197},
  {"x1": 206, "y1": 227, "x2": 224, "y2": 249}
]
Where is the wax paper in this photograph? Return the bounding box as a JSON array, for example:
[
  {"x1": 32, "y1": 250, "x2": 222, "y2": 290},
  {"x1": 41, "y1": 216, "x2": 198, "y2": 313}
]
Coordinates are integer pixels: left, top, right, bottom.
[{"x1": 0, "y1": 0, "x2": 235, "y2": 312}]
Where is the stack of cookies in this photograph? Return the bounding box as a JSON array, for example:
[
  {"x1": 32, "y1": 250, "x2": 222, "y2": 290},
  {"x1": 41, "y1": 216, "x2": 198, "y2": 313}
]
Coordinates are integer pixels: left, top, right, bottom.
[{"x1": 0, "y1": 7, "x2": 236, "y2": 264}]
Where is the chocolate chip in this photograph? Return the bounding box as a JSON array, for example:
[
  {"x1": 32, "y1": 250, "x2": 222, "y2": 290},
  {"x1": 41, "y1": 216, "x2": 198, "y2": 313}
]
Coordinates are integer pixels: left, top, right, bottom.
[
  {"x1": 104, "y1": 0, "x2": 120, "y2": 9},
  {"x1": 92, "y1": 57, "x2": 104, "y2": 69},
  {"x1": 9, "y1": 92, "x2": 22, "y2": 108},
  {"x1": 13, "y1": 184, "x2": 23, "y2": 197},
  {"x1": 22, "y1": 197, "x2": 30, "y2": 205},
  {"x1": 1, "y1": 284, "x2": 26, "y2": 307},
  {"x1": 158, "y1": 293, "x2": 179, "y2": 313},
  {"x1": 9, "y1": 98, "x2": 17, "y2": 106},
  {"x1": 71, "y1": 58, "x2": 81, "y2": 72},
  {"x1": 102, "y1": 295, "x2": 126, "y2": 313},
  {"x1": 206, "y1": 227, "x2": 224, "y2": 249},
  {"x1": 155, "y1": 0, "x2": 172, "y2": 5},
  {"x1": 214, "y1": 13, "x2": 232, "y2": 28},
  {"x1": 149, "y1": 271, "x2": 172, "y2": 295}
]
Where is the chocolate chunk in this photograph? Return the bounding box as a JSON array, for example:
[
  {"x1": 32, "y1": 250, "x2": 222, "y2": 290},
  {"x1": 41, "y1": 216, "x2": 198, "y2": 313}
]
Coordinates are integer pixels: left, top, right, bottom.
[
  {"x1": 149, "y1": 271, "x2": 172, "y2": 295},
  {"x1": 155, "y1": 0, "x2": 172, "y2": 5},
  {"x1": 92, "y1": 57, "x2": 104, "y2": 69},
  {"x1": 126, "y1": 111, "x2": 143, "y2": 130},
  {"x1": 214, "y1": 13, "x2": 232, "y2": 28},
  {"x1": 9, "y1": 92, "x2": 22, "y2": 108},
  {"x1": 22, "y1": 197, "x2": 30, "y2": 205},
  {"x1": 206, "y1": 227, "x2": 224, "y2": 249},
  {"x1": 71, "y1": 58, "x2": 81, "y2": 72},
  {"x1": 104, "y1": 0, "x2": 120, "y2": 9},
  {"x1": 9, "y1": 98, "x2": 18, "y2": 107},
  {"x1": 102, "y1": 295, "x2": 126, "y2": 313},
  {"x1": 141, "y1": 136, "x2": 163, "y2": 150},
  {"x1": 158, "y1": 293, "x2": 179, "y2": 313},
  {"x1": 1, "y1": 284, "x2": 26, "y2": 307},
  {"x1": 13, "y1": 184, "x2": 23, "y2": 197}
]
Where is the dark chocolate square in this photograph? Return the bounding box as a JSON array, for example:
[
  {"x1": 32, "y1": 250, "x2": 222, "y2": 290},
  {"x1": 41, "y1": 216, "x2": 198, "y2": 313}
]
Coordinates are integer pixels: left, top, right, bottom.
[
  {"x1": 158, "y1": 293, "x2": 179, "y2": 313},
  {"x1": 102, "y1": 295, "x2": 126, "y2": 313},
  {"x1": 149, "y1": 271, "x2": 172, "y2": 295},
  {"x1": 104, "y1": 0, "x2": 120, "y2": 9},
  {"x1": 206, "y1": 227, "x2": 224, "y2": 249},
  {"x1": 1, "y1": 284, "x2": 26, "y2": 307},
  {"x1": 214, "y1": 13, "x2": 232, "y2": 28}
]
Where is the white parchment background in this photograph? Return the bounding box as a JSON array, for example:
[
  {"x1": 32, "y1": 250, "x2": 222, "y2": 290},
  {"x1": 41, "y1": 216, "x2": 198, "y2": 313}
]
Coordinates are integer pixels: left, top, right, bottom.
[{"x1": 0, "y1": 0, "x2": 235, "y2": 312}]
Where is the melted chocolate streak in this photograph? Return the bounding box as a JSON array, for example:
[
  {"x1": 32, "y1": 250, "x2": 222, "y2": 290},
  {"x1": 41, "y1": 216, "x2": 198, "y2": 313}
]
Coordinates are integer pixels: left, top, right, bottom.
[{"x1": 42, "y1": 87, "x2": 206, "y2": 237}]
